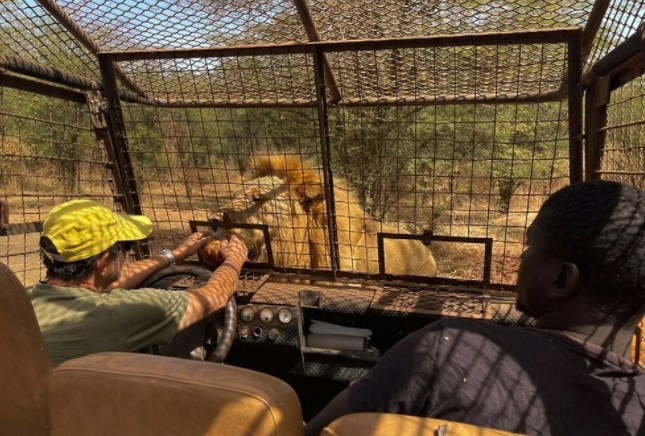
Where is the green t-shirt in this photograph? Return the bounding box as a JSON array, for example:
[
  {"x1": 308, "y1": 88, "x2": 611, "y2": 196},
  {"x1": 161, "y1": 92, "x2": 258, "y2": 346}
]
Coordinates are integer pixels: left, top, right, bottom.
[{"x1": 28, "y1": 283, "x2": 190, "y2": 366}]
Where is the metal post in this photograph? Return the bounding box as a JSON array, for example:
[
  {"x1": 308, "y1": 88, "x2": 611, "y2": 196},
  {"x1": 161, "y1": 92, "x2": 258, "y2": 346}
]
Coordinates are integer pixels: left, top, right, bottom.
[
  {"x1": 567, "y1": 30, "x2": 584, "y2": 184},
  {"x1": 313, "y1": 47, "x2": 340, "y2": 277},
  {"x1": 581, "y1": 0, "x2": 611, "y2": 59},
  {"x1": 584, "y1": 76, "x2": 610, "y2": 180},
  {"x1": 292, "y1": 0, "x2": 342, "y2": 103},
  {"x1": 97, "y1": 54, "x2": 150, "y2": 258}
]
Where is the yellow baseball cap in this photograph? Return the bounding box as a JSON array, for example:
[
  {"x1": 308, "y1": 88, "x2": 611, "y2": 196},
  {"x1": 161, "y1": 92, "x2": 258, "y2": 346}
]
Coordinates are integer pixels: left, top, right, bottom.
[{"x1": 42, "y1": 199, "x2": 152, "y2": 262}]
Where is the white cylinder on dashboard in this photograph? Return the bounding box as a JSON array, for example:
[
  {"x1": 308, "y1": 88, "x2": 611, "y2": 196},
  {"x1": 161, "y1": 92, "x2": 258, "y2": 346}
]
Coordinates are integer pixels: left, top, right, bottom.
[{"x1": 306, "y1": 333, "x2": 367, "y2": 351}]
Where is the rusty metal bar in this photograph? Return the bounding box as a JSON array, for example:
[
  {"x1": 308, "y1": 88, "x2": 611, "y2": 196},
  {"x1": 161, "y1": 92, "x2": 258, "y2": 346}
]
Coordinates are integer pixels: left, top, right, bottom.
[
  {"x1": 313, "y1": 47, "x2": 340, "y2": 277},
  {"x1": 0, "y1": 53, "x2": 100, "y2": 90},
  {"x1": 97, "y1": 54, "x2": 149, "y2": 258},
  {"x1": 35, "y1": 0, "x2": 147, "y2": 97},
  {"x1": 119, "y1": 90, "x2": 566, "y2": 108},
  {"x1": 292, "y1": 0, "x2": 342, "y2": 103},
  {"x1": 0, "y1": 69, "x2": 86, "y2": 103},
  {"x1": 105, "y1": 28, "x2": 580, "y2": 62},
  {"x1": 118, "y1": 90, "x2": 565, "y2": 108},
  {"x1": 0, "y1": 54, "x2": 155, "y2": 106},
  {"x1": 567, "y1": 30, "x2": 584, "y2": 184},
  {"x1": 582, "y1": 0, "x2": 611, "y2": 59},
  {"x1": 584, "y1": 76, "x2": 610, "y2": 180},
  {"x1": 240, "y1": 264, "x2": 501, "y2": 289},
  {"x1": 337, "y1": 89, "x2": 564, "y2": 107},
  {"x1": 121, "y1": 95, "x2": 317, "y2": 108}
]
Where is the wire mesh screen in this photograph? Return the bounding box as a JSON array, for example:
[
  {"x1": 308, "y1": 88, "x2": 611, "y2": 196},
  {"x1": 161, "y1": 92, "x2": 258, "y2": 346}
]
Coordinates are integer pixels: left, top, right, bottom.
[
  {"x1": 598, "y1": 72, "x2": 644, "y2": 188},
  {"x1": 0, "y1": 86, "x2": 118, "y2": 285},
  {"x1": 324, "y1": 42, "x2": 567, "y2": 101},
  {"x1": 329, "y1": 100, "x2": 570, "y2": 285},
  {"x1": 0, "y1": 0, "x2": 100, "y2": 80},
  {"x1": 117, "y1": 51, "x2": 321, "y2": 265},
  {"x1": 586, "y1": 0, "x2": 645, "y2": 69},
  {"x1": 110, "y1": 36, "x2": 573, "y2": 286},
  {"x1": 50, "y1": 1, "x2": 600, "y2": 50},
  {"x1": 308, "y1": 0, "x2": 595, "y2": 40},
  {"x1": 0, "y1": 0, "x2": 640, "y2": 290},
  {"x1": 327, "y1": 45, "x2": 571, "y2": 284},
  {"x1": 54, "y1": 0, "x2": 307, "y2": 51},
  {"x1": 118, "y1": 53, "x2": 317, "y2": 105},
  {"x1": 324, "y1": 40, "x2": 571, "y2": 285}
]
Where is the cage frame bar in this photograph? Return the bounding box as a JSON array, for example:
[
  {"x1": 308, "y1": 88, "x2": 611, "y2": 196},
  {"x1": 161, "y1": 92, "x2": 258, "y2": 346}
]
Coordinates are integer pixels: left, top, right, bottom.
[
  {"x1": 97, "y1": 54, "x2": 150, "y2": 258},
  {"x1": 0, "y1": 69, "x2": 87, "y2": 104},
  {"x1": 313, "y1": 46, "x2": 341, "y2": 277},
  {"x1": 377, "y1": 232, "x2": 494, "y2": 287},
  {"x1": 292, "y1": 0, "x2": 342, "y2": 103},
  {"x1": 581, "y1": 0, "x2": 611, "y2": 59},
  {"x1": 96, "y1": 27, "x2": 583, "y2": 111},
  {"x1": 568, "y1": 29, "x2": 584, "y2": 184},
  {"x1": 0, "y1": 53, "x2": 100, "y2": 91},
  {"x1": 102, "y1": 27, "x2": 582, "y2": 61},
  {"x1": 585, "y1": 23, "x2": 645, "y2": 181}
]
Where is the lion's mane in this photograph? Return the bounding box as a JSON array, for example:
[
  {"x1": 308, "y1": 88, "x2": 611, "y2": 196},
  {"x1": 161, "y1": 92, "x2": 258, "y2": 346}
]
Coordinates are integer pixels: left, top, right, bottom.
[{"x1": 202, "y1": 154, "x2": 437, "y2": 277}]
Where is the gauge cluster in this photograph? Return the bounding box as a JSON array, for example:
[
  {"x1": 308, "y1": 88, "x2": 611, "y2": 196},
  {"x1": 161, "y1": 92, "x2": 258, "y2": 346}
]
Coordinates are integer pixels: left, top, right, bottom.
[{"x1": 236, "y1": 304, "x2": 300, "y2": 346}]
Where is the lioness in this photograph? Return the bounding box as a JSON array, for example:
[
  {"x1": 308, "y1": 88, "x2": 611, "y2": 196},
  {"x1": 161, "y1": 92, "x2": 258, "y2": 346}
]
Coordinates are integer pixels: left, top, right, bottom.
[{"x1": 201, "y1": 154, "x2": 437, "y2": 277}]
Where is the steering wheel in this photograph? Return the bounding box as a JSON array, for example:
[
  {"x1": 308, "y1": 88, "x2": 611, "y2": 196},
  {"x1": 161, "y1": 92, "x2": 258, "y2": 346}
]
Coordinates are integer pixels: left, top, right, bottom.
[{"x1": 139, "y1": 265, "x2": 237, "y2": 363}]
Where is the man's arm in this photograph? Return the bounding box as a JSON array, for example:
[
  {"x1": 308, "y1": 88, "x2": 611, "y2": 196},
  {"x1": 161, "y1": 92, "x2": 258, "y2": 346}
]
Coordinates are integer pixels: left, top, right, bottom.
[
  {"x1": 177, "y1": 236, "x2": 248, "y2": 331},
  {"x1": 107, "y1": 232, "x2": 211, "y2": 290}
]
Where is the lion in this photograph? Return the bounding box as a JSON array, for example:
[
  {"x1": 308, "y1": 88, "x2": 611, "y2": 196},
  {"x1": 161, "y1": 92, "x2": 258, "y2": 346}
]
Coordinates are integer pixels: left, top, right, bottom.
[{"x1": 200, "y1": 154, "x2": 437, "y2": 277}]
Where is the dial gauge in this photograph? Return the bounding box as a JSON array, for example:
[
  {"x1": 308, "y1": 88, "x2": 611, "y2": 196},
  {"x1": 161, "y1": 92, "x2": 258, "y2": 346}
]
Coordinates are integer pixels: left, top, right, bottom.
[
  {"x1": 259, "y1": 307, "x2": 274, "y2": 323},
  {"x1": 277, "y1": 308, "x2": 293, "y2": 324},
  {"x1": 240, "y1": 306, "x2": 255, "y2": 322}
]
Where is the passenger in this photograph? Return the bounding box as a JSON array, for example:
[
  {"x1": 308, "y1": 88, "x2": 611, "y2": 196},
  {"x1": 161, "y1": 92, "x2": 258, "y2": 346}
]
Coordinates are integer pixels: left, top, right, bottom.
[
  {"x1": 30, "y1": 199, "x2": 248, "y2": 366},
  {"x1": 306, "y1": 181, "x2": 644, "y2": 436}
]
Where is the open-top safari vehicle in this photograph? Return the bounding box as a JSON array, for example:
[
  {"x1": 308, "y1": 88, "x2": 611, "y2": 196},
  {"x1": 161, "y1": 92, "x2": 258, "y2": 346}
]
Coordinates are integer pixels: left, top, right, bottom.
[{"x1": 1, "y1": 0, "x2": 643, "y2": 434}]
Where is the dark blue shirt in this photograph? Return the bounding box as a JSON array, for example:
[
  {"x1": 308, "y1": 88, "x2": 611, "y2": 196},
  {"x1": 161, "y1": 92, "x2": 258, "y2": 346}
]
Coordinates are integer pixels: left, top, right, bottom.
[{"x1": 348, "y1": 318, "x2": 644, "y2": 435}]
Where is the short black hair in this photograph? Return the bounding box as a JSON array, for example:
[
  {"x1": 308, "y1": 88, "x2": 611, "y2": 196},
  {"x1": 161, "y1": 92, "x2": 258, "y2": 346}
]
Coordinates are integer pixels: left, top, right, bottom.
[
  {"x1": 536, "y1": 180, "x2": 644, "y2": 312},
  {"x1": 40, "y1": 237, "x2": 123, "y2": 283}
]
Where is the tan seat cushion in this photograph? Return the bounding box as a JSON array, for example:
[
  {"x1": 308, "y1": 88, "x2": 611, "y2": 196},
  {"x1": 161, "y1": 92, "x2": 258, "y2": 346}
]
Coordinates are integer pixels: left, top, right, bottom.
[
  {"x1": 322, "y1": 413, "x2": 524, "y2": 436},
  {"x1": 0, "y1": 262, "x2": 51, "y2": 436},
  {"x1": 49, "y1": 352, "x2": 303, "y2": 436}
]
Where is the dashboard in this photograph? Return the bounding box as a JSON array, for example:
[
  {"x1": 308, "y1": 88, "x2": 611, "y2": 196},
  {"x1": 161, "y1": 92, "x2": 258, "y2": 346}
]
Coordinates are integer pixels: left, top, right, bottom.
[{"x1": 225, "y1": 270, "x2": 526, "y2": 383}]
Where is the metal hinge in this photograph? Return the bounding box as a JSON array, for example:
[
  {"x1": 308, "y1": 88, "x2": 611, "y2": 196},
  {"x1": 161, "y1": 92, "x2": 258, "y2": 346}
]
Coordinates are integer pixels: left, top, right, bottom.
[{"x1": 86, "y1": 90, "x2": 108, "y2": 130}]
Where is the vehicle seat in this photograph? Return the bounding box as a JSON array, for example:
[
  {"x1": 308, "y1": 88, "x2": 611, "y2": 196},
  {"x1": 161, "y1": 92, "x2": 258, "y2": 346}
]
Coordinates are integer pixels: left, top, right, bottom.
[
  {"x1": 0, "y1": 262, "x2": 304, "y2": 436},
  {"x1": 322, "y1": 413, "x2": 525, "y2": 435},
  {"x1": 0, "y1": 262, "x2": 51, "y2": 435}
]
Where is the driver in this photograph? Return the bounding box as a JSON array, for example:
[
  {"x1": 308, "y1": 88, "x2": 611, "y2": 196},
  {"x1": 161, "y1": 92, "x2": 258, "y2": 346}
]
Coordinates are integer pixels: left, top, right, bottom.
[
  {"x1": 306, "y1": 180, "x2": 645, "y2": 436},
  {"x1": 29, "y1": 199, "x2": 248, "y2": 366}
]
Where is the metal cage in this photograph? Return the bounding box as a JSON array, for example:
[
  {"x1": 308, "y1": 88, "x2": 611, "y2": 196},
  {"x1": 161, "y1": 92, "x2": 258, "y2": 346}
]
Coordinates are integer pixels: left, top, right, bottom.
[{"x1": 1, "y1": 1, "x2": 643, "y2": 292}]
